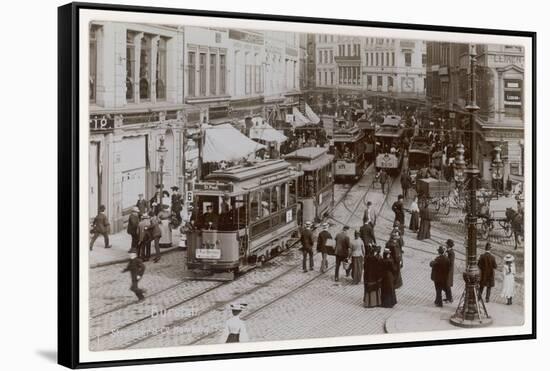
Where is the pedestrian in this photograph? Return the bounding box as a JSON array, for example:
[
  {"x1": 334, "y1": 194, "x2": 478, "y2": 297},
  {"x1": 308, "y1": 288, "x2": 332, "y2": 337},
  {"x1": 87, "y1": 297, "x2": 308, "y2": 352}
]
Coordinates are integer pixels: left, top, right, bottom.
[
  {"x1": 122, "y1": 252, "x2": 146, "y2": 301},
  {"x1": 170, "y1": 186, "x2": 183, "y2": 225},
  {"x1": 316, "y1": 222, "x2": 332, "y2": 273},
  {"x1": 220, "y1": 303, "x2": 249, "y2": 343},
  {"x1": 300, "y1": 221, "x2": 314, "y2": 272},
  {"x1": 501, "y1": 254, "x2": 516, "y2": 305},
  {"x1": 89, "y1": 205, "x2": 111, "y2": 250},
  {"x1": 478, "y1": 242, "x2": 497, "y2": 302},
  {"x1": 386, "y1": 238, "x2": 403, "y2": 289},
  {"x1": 350, "y1": 231, "x2": 365, "y2": 284},
  {"x1": 445, "y1": 239, "x2": 455, "y2": 303},
  {"x1": 334, "y1": 225, "x2": 352, "y2": 282},
  {"x1": 359, "y1": 220, "x2": 376, "y2": 247},
  {"x1": 136, "y1": 193, "x2": 148, "y2": 216},
  {"x1": 158, "y1": 205, "x2": 173, "y2": 248},
  {"x1": 127, "y1": 206, "x2": 140, "y2": 253},
  {"x1": 409, "y1": 196, "x2": 420, "y2": 232},
  {"x1": 379, "y1": 169, "x2": 388, "y2": 194},
  {"x1": 149, "y1": 212, "x2": 162, "y2": 263},
  {"x1": 401, "y1": 171, "x2": 410, "y2": 199},
  {"x1": 392, "y1": 195, "x2": 405, "y2": 234},
  {"x1": 417, "y1": 199, "x2": 432, "y2": 240},
  {"x1": 362, "y1": 201, "x2": 377, "y2": 227},
  {"x1": 137, "y1": 214, "x2": 151, "y2": 260},
  {"x1": 363, "y1": 245, "x2": 382, "y2": 308},
  {"x1": 380, "y1": 248, "x2": 397, "y2": 308},
  {"x1": 430, "y1": 246, "x2": 450, "y2": 307}
]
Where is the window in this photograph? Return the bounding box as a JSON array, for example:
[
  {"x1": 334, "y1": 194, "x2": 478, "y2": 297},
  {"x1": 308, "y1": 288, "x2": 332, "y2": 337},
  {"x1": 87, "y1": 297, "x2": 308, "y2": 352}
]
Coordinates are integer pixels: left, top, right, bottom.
[
  {"x1": 405, "y1": 52, "x2": 412, "y2": 67},
  {"x1": 386, "y1": 52, "x2": 389, "y2": 67},
  {"x1": 246, "y1": 64, "x2": 252, "y2": 94},
  {"x1": 139, "y1": 36, "x2": 152, "y2": 100},
  {"x1": 126, "y1": 31, "x2": 136, "y2": 102},
  {"x1": 370, "y1": 52, "x2": 374, "y2": 66},
  {"x1": 347, "y1": 44, "x2": 351, "y2": 56},
  {"x1": 324, "y1": 71, "x2": 328, "y2": 85},
  {"x1": 504, "y1": 79, "x2": 523, "y2": 118},
  {"x1": 365, "y1": 53, "x2": 368, "y2": 66},
  {"x1": 367, "y1": 75, "x2": 372, "y2": 87},
  {"x1": 318, "y1": 71, "x2": 322, "y2": 85},
  {"x1": 255, "y1": 65, "x2": 261, "y2": 93},
  {"x1": 381, "y1": 53, "x2": 384, "y2": 66},
  {"x1": 331, "y1": 71, "x2": 334, "y2": 85},
  {"x1": 422, "y1": 53, "x2": 427, "y2": 66},
  {"x1": 388, "y1": 76, "x2": 394, "y2": 88},
  {"x1": 219, "y1": 54, "x2": 226, "y2": 94},
  {"x1": 329, "y1": 50, "x2": 333, "y2": 63},
  {"x1": 377, "y1": 75, "x2": 382, "y2": 87},
  {"x1": 156, "y1": 38, "x2": 167, "y2": 100},
  {"x1": 319, "y1": 50, "x2": 323, "y2": 62},
  {"x1": 188, "y1": 51, "x2": 195, "y2": 96},
  {"x1": 210, "y1": 53, "x2": 217, "y2": 95},
  {"x1": 392, "y1": 52, "x2": 395, "y2": 66},
  {"x1": 199, "y1": 53, "x2": 206, "y2": 96},
  {"x1": 324, "y1": 50, "x2": 328, "y2": 64},
  {"x1": 89, "y1": 25, "x2": 100, "y2": 102},
  {"x1": 376, "y1": 53, "x2": 379, "y2": 66}
]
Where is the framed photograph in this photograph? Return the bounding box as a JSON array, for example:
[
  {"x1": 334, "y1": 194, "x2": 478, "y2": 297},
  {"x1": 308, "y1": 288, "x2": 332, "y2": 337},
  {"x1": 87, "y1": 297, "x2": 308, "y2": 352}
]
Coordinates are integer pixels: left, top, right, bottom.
[{"x1": 58, "y1": 2, "x2": 536, "y2": 368}]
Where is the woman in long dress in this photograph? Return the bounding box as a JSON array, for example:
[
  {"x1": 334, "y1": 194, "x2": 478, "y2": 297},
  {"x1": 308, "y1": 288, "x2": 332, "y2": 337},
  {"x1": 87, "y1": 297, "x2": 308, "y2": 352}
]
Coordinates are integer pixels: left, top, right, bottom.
[
  {"x1": 158, "y1": 206, "x2": 173, "y2": 248},
  {"x1": 409, "y1": 196, "x2": 420, "y2": 232},
  {"x1": 380, "y1": 249, "x2": 397, "y2": 308},
  {"x1": 417, "y1": 199, "x2": 431, "y2": 240},
  {"x1": 363, "y1": 245, "x2": 382, "y2": 308},
  {"x1": 501, "y1": 254, "x2": 516, "y2": 305},
  {"x1": 350, "y1": 231, "x2": 365, "y2": 284},
  {"x1": 386, "y1": 238, "x2": 403, "y2": 289}
]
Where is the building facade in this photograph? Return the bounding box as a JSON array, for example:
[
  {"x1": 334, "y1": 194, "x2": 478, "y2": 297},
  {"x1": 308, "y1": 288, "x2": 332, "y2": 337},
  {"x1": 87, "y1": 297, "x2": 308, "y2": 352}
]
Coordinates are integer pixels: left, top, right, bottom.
[{"x1": 426, "y1": 42, "x2": 524, "y2": 183}]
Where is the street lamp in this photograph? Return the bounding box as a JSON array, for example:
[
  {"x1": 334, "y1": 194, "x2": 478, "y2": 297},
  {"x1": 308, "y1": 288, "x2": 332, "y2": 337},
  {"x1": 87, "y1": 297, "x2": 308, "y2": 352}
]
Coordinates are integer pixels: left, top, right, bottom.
[
  {"x1": 450, "y1": 44, "x2": 492, "y2": 328},
  {"x1": 157, "y1": 135, "x2": 168, "y2": 210},
  {"x1": 491, "y1": 144, "x2": 504, "y2": 197},
  {"x1": 453, "y1": 143, "x2": 466, "y2": 183}
]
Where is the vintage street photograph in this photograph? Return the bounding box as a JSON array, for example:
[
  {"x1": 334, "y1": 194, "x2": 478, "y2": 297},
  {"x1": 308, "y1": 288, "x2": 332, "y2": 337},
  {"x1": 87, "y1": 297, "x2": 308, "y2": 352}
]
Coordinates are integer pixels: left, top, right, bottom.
[{"x1": 85, "y1": 18, "x2": 529, "y2": 356}]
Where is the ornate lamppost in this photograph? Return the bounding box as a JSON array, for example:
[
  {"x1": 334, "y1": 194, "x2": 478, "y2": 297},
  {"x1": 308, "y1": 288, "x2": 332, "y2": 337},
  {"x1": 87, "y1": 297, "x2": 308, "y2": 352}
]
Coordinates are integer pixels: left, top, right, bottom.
[
  {"x1": 491, "y1": 144, "x2": 504, "y2": 198},
  {"x1": 450, "y1": 44, "x2": 492, "y2": 328},
  {"x1": 157, "y1": 135, "x2": 168, "y2": 210}
]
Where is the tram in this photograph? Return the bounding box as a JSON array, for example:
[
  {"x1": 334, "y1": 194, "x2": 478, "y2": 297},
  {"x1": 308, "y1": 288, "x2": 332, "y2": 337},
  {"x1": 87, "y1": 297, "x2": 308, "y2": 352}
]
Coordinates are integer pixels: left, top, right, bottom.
[
  {"x1": 331, "y1": 123, "x2": 367, "y2": 183},
  {"x1": 407, "y1": 136, "x2": 432, "y2": 185},
  {"x1": 374, "y1": 115, "x2": 406, "y2": 175},
  {"x1": 356, "y1": 114, "x2": 376, "y2": 162},
  {"x1": 186, "y1": 160, "x2": 302, "y2": 274},
  {"x1": 284, "y1": 147, "x2": 335, "y2": 223}
]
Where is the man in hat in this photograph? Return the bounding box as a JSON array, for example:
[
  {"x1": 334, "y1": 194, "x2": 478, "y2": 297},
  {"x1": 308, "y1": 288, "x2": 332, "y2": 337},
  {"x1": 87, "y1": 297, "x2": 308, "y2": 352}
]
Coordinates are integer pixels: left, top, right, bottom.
[
  {"x1": 136, "y1": 193, "x2": 148, "y2": 216},
  {"x1": 89, "y1": 205, "x2": 111, "y2": 250},
  {"x1": 444, "y1": 239, "x2": 455, "y2": 303},
  {"x1": 334, "y1": 225, "x2": 352, "y2": 282},
  {"x1": 300, "y1": 221, "x2": 315, "y2": 272},
  {"x1": 316, "y1": 222, "x2": 332, "y2": 273},
  {"x1": 478, "y1": 242, "x2": 497, "y2": 302},
  {"x1": 150, "y1": 184, "x2": 169, "y2": 215},
  {"x1": 220, "y1": 303, "x2": 249, "y2": 343},
  {"x1": 170, "y1": 186, "x2": 183, "y2": 225},
  {"x1": 121, "y1": 252, "x2": 146, "y2": 301},
  {"x1": 360, "y1": 219, "x2": 376, "y2": 248},
  {"x1": 127, "y1": 207, "x2": 140, "y2": 253},
  {"x1": 137, "y1": 213, "x2": 151, "y2": 260},
  {"x1": 392, "y1": 195, "x2": 405, "y2": 236},
  {"x1": 362, "y1": 201, "x2": 377, "y2": 227},
  {"x1": 202, "y1": 204, "x2": 218, "y2": 230},
  {"x1": 430, "y1": 246, "x2": 450, "y2": 307}
]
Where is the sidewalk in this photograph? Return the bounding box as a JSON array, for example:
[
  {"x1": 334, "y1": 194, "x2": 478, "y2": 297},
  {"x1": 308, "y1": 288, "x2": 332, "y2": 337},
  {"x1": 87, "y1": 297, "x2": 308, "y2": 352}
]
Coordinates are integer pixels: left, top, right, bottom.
[
  {"x1": 89, "y1": 228, "x2": 182, "y2": 268},
  {"x1": 385, "y1": 302, "x2": 524, "y2": 333}
]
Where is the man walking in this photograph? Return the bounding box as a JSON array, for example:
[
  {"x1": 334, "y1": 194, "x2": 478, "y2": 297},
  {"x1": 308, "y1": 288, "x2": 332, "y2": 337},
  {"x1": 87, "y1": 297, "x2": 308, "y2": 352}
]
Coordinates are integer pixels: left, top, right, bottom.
[
  {"x1": 89, "y1": 205, "x2": 111, "y2": 250},
  {"x1": 359, "y1": 220, "x2": 376, "y2": 248},
  {"x1": 300, "y1": 221, "x2": 314, "y2": 272},
  {"x1": 334, "y1": 225, "x2": 351, "y2": 282},
  {"x1": 136, "y1": 193, "x2": 148, "y2": 216},
  {"x1": 122, "y1": 252, "x2": 146, "y2": 301},
  {"x1": 444, "y1": 239, "x2": 455, "y2": 303},
  {"x1": 401, "y1": 171, "x2": 411, "y2": 199},
  {"x1": 316, "y1": 222, "x2": 332, "y2": 273},
  {"x1": 392, "y1": 195, "x2": 405, "y2": 236},
  {"x1": 362, "y1": 201, "x2": 377, "y2": 227},
  {"x1": 430, "y1": 246, "x2": 450, "y2": 307},
  {"x1": 478, "y1": 242, "x2": 497, "y2": 302},
  {"x1": 127, "y1": 207, "x2": 140, "y2": 253},
  {"x1": 379, "y1": 169, "x2": 388, "y2": 194}
]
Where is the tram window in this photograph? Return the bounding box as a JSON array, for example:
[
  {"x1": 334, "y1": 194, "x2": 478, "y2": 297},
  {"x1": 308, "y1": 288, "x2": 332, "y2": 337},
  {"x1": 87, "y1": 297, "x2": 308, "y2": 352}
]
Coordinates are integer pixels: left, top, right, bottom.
[
  {"x1": 305, "y1": 174, "x2": 315, "y2": 197},
  {"x1": 250, "y1": 191, "x2": 261, "y2": 220},
  {"x1": 261, "y1": 188, "x2": 271, "y2": 218},
  {"x1": 270, "y1": 185, "x2": 280, "y2": 213},
  {"x1": 288, "y1": 179, "x2": 297, "y2": 205}
]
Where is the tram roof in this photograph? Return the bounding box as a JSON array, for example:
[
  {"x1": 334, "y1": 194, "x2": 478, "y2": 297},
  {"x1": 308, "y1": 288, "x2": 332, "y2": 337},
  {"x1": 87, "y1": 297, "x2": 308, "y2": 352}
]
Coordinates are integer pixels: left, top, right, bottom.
[
  {"x1": 381, "y1": 115, "x2": 402, "y2": 127},
  {"x1": 332, "y1": 125, "x2": 364, "y2": 142},
  {"x1": 198, "y1": 159, "x2": 302, "y2": 195},
  {"x1": 409, "y1": 137, "x2": 432, "y2": 154},
  {"x1": 375, "y1": 125, "x2": 404, "y2": 138},
  {"x1": 284, "y1": 147, "x2": 334, "y2": 171}
]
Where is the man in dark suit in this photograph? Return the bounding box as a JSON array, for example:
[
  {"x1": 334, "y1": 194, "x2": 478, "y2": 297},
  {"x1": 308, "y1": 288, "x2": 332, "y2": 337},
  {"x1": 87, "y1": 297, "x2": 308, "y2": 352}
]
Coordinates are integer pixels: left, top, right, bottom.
[
  {"x1": 300, "y1": 221, "x2": 315, "y2": 272},
  {"x1": 127, "y1": 206, "x2": 140, "y2": 253},
  {"x1": 136, "y1": 193, "x2": 148, "y2": 216},
  {"x1": 89, "y1": 205, "x2": 111, "y2": 250},
  {"x1": 430, "y1": 246, "x2": 450, "y2": 307},
  {"x1": 362, "y1": 201, "x2": 377, "y2": 227},
  {"x1": 334, "y1": 225, "x2": 351, "y2": 282},
  {"x1": 478, "y1": 242, "x2": 497, "y2": 302},
  {"x1": 392, "y1": 195, "x2": 405, "y2": 234},
  {"x1": 170, "y1": 186, "x2": 183, "y2": 224},
  {"x1": 359, "y1": 221, "x2": 376, "y2": 247},
  {"x1": 444, "y1": 239, "x2": 455, "y2": 303},
  {"x1": 122, "y1": 252, "x2": 146, "y2": 301}
]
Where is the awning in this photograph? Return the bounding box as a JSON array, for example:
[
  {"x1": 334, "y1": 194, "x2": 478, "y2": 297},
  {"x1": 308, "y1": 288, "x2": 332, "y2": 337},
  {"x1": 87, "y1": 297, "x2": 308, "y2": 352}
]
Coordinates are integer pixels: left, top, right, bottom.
[
  {"x1": 290, "y1": 107, "x2": 311, "y2": 127},
  {"x1": 249, "y1": 123, "x2": 288, "y2": 144},
  {"x1": 203, "y1": 123, "x2": 266, "y2": 163},
  {"x1": 304, "y1": 103, "x2": 320, "y2": 124}
]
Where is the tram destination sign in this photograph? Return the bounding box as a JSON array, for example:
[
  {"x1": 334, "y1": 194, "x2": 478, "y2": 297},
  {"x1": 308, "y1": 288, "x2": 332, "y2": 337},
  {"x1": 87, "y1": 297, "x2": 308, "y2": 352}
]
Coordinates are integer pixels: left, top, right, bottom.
[{"x1": 194, "y1": 182, "x2": 233, "y2": 192}]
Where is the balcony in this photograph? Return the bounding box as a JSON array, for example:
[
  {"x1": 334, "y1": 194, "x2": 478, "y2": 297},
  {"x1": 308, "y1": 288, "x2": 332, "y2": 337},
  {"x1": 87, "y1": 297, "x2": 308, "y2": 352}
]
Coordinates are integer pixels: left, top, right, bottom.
[{"x1": 334, "y1": 55, "x2": 361, "y2": 64}]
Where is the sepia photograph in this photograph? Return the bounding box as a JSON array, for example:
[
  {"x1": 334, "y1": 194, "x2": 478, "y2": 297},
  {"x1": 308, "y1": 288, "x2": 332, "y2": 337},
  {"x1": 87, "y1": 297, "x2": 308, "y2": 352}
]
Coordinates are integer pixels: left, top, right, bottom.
[{"x1": 57, "y1": 3, "x2": 535, "y2": 367}]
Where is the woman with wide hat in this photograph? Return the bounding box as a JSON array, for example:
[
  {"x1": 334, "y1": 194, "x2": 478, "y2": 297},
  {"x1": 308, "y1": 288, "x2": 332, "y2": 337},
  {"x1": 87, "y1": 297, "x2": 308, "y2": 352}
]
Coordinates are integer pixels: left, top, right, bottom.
[
  {"x1": 501, "y1": 254, "x2": 516, "y2": 305},
  {"x1": 220, "y1": 303, "x2": 249, "y2": 343}
]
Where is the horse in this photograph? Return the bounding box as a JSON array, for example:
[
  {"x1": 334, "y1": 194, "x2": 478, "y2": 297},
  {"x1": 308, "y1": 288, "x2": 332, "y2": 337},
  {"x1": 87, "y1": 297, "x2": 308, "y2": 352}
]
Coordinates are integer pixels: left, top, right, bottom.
[{"x1": 505, "y1": 207, "x2": 524, "y2": 250}]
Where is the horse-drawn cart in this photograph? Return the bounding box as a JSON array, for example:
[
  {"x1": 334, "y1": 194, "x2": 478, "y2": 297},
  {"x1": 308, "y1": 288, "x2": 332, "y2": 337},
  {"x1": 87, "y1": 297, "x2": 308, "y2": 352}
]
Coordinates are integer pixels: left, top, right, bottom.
[{"x1": 416, "y1": 177, "x2": 452, "y2": 215}]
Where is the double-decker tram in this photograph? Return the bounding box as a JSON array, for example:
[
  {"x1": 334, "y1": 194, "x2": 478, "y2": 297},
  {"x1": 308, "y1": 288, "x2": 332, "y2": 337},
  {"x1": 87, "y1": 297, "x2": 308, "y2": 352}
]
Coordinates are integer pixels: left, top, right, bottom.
[
  {"x1": 284, "y1": 147, "x2": 335, "y2": 223},
  {"x1": 407, "y1": 136, "x2": 432, "y2": 185},
  {"x1": 186, "y1": 160, "x2": 302, "y2": 276},
  {"x1": 375, "y1": 115, "x2": 406, "y2": 175},
  {"x1": 356, "y1": 113, "x2": 376, "y2": 162},
  {"x1": 332, "y1": 124, "x2": 367, "y2": 183}
]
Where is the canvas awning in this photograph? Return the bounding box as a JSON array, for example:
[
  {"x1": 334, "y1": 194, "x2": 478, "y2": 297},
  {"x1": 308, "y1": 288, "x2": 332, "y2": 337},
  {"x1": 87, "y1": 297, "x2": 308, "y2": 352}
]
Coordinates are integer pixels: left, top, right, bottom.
[
  {"x1": 203, "y1": 124, "x2": 266, "y2": 162},
  {"x1": 305, "y1": 103, "x2": 320, "y2": 124},
  {"x1": 290, "y1": 107, "x2": 312, "y2": 127},
  {"x1": 249, "y1": 123, "x2": 288, "y2": 144}
]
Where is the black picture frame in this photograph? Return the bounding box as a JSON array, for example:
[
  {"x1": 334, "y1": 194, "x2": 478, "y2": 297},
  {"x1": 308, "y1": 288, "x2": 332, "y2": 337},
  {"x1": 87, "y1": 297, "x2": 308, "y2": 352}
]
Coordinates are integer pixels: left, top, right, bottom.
[{"x1": 58, "y1": 2, "x2": 536, "y2": 368}]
